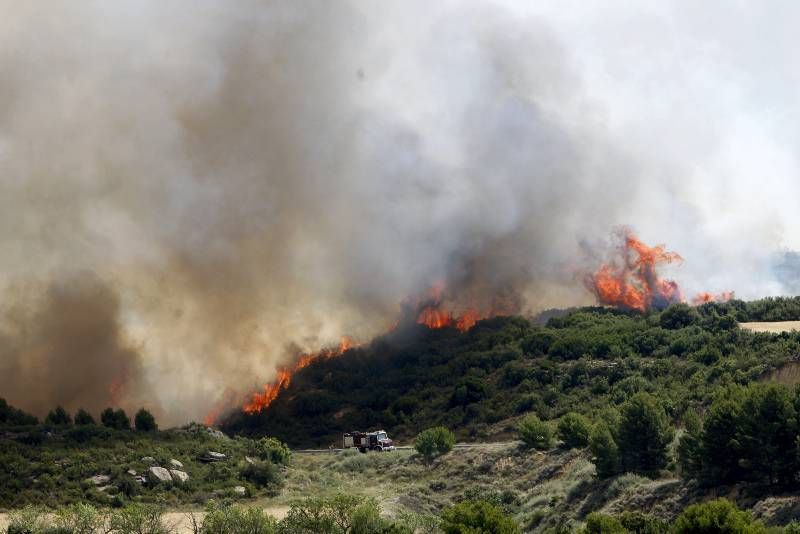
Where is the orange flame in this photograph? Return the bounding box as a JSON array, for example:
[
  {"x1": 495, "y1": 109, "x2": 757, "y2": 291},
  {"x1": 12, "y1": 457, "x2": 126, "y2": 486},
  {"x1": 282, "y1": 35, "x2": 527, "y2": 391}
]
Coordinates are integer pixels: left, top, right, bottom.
[
  {"x1": 587, "y1": 230, "x2": 683, "y2": 312},
  {"x1": 240, "y1": 336, "x2": 356, "y2": 416},
  {"x1": 691, "y1": 291, "x2": 735, "y2": 305}
]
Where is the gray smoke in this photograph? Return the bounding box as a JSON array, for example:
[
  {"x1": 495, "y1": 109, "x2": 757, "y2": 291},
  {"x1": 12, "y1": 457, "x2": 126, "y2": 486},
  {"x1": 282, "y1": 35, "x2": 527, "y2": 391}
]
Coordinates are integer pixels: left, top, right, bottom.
[{"x1": 1, "y1": 1, "x2": 798, "y2": 424}]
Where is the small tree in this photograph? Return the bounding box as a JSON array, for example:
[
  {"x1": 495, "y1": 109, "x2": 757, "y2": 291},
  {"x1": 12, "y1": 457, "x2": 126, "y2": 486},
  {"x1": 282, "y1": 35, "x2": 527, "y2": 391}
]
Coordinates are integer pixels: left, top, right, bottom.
[
  {"x1": 440, "y1": 500, "x2": 519, "y2": 534},
  {"x1": 415, "y1": 426, "x2": 455, "y2": 461},
  {"x1": 558, "y1": 412, "x2": 592, "y2": 449},
  {"x1": 45, "y1": 406, "x2": 72, "y2": 426},
  {"x1": 134, "y1": 408, "x2": 158, "y2": 432},
  {"x1": 252, "y1": 437, "x2": 291, "y2": 465},
  {"x1": 617, "y1": 393, "x2": 674, "y2": 477},
  {"x1": 677, "y1": 409, "x2": 703, "y2": 479},
  {"x1": 673, "y1": 498, "x2": 766, "y2": 534},
  {"x1": 101, "y1": 407, "x2": 130, "y2": 430},
  {"x1": 74, "y1": 408, "x2": 95, "y2": 426},
  {"x1": 517, "y1": 414, "x2": 554, "y2": 450},
  {"x1": 589, "y1": 423, "x2": 620, "y2": 479}
]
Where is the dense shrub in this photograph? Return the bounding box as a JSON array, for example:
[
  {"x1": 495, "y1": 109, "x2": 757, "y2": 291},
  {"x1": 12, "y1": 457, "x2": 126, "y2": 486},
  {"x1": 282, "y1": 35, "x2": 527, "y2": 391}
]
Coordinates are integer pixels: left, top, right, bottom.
[
  {"x1": 589, "y1": 423, "x2": 620, "y2": 479},
  {"x1": 414, "y1": 426, "x2": 455, "y2": 460},
  {"x1": 199, "y1": 502, "x2": 277, "y2": 534},
  {"x1": 582, "y1": 512, "x2": 626, "y2": 534},
  {"x1": 134, "y1": 409, "x2": 157, "y2": 432},
  {"x1": 279, "y1": 495, "x2": 393, "y2": 534},
  {"x1": 0, "y1": 398, "x2": 39, "y2": 426},
  {"x1": 53, "y1": 503, "x2": 102, "y2": 534},
  {"x1": 101, "y1": 408, "x2": 131, "y2": 430},
  {"x1": 672, "y1": 498, "x2": 766, "y2": 534},
  {"x1": 251, "y1": 437, "x2": 291, "y2": 465},
  {"x1": 616, "y1": 393, "x2": 673, "y2": 477},
  {"x1": 73, "y1": 409, "x2": 95, "y2": 426},
  {"x1": 517, "y1": 414, "x2": 554, "y2": 450},
  {"x1": 240, "y1": 461, "x2": 283, "y2": 494},
  {"x1": 45, "y1": 406, "x2": 72, "y2": 426},
  {"x1": 108, "y1": 503, "x2": 168, "y2": 534},
  {"x1": 440, "y1": 500, "x2": 519, "y2": 534},
  {"x1": 557, "y1": 412, "x2": 592, "y2": 449}
]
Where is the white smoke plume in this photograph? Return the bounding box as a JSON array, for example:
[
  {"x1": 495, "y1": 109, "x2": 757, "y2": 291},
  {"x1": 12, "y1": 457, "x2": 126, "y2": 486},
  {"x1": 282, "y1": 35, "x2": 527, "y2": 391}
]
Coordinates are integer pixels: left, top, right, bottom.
[{"x1": 1, "y1": 1, "x2": 798, "y2": 424}]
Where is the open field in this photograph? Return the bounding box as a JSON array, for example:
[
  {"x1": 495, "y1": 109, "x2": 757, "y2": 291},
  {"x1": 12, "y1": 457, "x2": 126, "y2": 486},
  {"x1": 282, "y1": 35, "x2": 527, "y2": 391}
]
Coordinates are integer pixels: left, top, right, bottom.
[{"x1": 740, "y1": 321, "x2": 800, "y2": 333}]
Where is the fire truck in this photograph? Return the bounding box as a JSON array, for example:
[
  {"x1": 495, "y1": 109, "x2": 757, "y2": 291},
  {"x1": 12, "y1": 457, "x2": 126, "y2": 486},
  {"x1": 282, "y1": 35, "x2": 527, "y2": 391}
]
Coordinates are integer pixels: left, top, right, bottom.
[{"x1": 343, "y1": 430, "x2": 395, "y2": 452}]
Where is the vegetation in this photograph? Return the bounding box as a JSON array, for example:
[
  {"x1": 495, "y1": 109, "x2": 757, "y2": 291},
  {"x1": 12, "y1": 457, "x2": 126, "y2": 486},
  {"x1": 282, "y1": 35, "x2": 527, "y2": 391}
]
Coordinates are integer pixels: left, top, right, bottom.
[
  {"x1": 517, "y1": 414, "x2": 554, "y2": 450},
  {"x1": 101, "y1": 408, "x2": 131, "y2": 431},
  {"x1": 440, "y1": 500, "x2": 519, "y2": 534},
  {"x1": 134, "y1": 409, "x2": 158, "y2": 432},
  {"x1": 414, "y1": 427, "x2": 455, "y2": 461},
  {"x1": 557, "y1": 412, "x2": 592, "y2": 449},
  {"x1": 672, "y1": 498, "x2": 766, "y2": 534}
]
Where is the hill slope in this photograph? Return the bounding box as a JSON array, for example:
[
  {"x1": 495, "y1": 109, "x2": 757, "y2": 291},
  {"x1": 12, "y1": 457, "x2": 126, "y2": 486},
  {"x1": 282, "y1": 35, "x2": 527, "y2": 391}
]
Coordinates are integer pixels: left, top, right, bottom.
[{"x1": 224, "y1": 298, "x2": 800, "y2": 448}]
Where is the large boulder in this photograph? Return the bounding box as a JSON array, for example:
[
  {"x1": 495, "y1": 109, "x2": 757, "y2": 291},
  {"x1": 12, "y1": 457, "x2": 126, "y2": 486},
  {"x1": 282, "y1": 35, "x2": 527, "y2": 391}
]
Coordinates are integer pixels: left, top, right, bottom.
[
  {"x1": 169, "y1": 459, "x2": 183, "y2": 469},
  {"x1": 233, "y1": 486, "x2": 246, "y2": 496},
  {"x1": 169, "y1": 469, "x2": 189, "y2": 483},
  {"x1": 148, "y1": 466, "x2": 173, "y2": 483}
]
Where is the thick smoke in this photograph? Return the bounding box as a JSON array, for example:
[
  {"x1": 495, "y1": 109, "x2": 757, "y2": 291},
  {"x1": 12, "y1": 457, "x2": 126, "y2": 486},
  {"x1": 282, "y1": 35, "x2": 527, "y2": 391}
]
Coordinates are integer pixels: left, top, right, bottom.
[{"x1": 1, "y1": 1, "x2": 799, "y2": 424}]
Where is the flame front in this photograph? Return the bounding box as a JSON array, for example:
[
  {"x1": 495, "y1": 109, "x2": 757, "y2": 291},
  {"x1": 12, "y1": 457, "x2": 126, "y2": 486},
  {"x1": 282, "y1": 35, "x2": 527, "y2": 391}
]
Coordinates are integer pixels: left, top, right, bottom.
[
  {"x1": 587, "y1": 230, "x2": 684, "y2": 311},
  {"x1": 239, "y1": 336, "x2": 356, "y2": 416},
  {"x1": 588, "y1": 229, "x2": 733, "y2": 312}
]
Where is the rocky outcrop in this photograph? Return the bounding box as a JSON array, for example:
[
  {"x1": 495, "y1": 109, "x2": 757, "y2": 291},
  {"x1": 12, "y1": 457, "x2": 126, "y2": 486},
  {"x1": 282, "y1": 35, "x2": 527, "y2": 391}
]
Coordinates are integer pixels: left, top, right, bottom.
[
  {"x1": 148, "y1": 466, "x2": 172, "y2": 483},
  {"x1": 169, "y1": 469, "x2": 189, "y2": 483},
  {"x1": 169, "y1": 459, "x2": 183, "y2": 469}
]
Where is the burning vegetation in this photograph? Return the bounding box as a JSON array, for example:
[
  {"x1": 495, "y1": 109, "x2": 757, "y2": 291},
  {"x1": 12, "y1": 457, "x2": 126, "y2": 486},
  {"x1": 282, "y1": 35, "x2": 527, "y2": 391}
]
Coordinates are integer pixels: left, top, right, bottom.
[{"x1": 586, "y1": 229, "x2": 732, "y2": 312}]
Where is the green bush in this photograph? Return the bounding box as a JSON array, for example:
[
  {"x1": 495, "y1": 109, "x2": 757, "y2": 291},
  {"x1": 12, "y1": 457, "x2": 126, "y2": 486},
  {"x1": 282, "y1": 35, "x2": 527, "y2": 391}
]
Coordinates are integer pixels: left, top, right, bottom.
[
  {"x1": 45, "y1": 406, "x2": 72, "y2": 426},
  {"x1": 558, "y1": 412, "x2": 592, "y2": 449},
  {"x1": 517, "y1": 414, "x2": 554, "y2": 450},
  {"x1": 440, "y1": 500, "x2": 519, "y2": 534},
  {"x1": 672, "y1": 498, "x2": 766, "y2": 534},
  {"x1": 54, "y1": 503, "x2": 102, "y2": 534},
  {"x1": 134, "y1": 409, "x2": 157, "y2": 432},
  {"x1": 252, "y1": 437, "x2": 291, "y2": 465},
  {"x1": 240, "y1": 461, "x2": 283, "y2": 494},
  {"x1": 73, "y1": 409, "x2": 95, "y2": 426},
  {"x1": 589, "y1": 423, "x2": 620, "y2": 479},
  {"x1": 582, "y1": 512, "x2": 626, "y2": 534},
  {"x1": 279, "y1": 495, "x2": 391, "y2": 534},
  {"x1": 108, "y1": 503, "x2": 169, "y2": 534},
  {"x1": 617, "y1": 393, "x2": 673, "y2": 477},
  {"x1": 7, "y1": 506, "x2": 46, "y2": 534},
  {"x1": 101, "y1": 408, "x2": 130, "y2": 430},
  {"x1": 200, "y1": 502, "x2": 277, "y2": 534},
  {"x1": 617, "y1": 511, "x2": 669, "y2": 534},
  {"x1": 414, "y1": 426, "x2": 455, "y2": 460}
]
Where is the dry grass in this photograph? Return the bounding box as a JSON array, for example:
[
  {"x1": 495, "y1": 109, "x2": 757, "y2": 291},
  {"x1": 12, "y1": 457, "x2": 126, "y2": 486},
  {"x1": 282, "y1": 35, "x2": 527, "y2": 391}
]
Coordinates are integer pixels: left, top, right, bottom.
[{"x1": 739, "y1": 321, "x2": 800, "y2": 333}]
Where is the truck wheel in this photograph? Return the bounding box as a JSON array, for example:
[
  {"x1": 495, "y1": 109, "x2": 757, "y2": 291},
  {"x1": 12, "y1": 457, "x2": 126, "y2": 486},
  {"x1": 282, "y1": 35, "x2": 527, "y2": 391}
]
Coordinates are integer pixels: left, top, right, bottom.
[
  {"x1": 359, "y1": 447, "x2": 367, "y2": 454},
  {"x1": 375, "y1": 446, "x2": 383, "y2": 452}
]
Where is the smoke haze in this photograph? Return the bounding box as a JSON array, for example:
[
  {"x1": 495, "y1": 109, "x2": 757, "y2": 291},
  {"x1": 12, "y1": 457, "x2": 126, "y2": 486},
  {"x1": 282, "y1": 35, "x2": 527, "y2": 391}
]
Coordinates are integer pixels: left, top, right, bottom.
[{"x1": 1, "y1": 1, "x2": 799, "y2": 424}]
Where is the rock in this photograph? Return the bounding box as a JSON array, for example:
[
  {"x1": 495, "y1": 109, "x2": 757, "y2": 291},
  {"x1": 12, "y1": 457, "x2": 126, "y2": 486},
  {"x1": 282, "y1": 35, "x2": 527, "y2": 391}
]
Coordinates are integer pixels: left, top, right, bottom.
[
  {"x1": 134, "y1": 475, "x2": 147, "y2": 484},
  {"x1": 169, "y1": 459, "x2": 183, "y2": 469},
  {"x1": 169, "y1": 469, "x2": 189, "y2": 483},
  {"x1": 85, "y1": 474, "x2": 111, "y2": 486},
  {"x1": 245, "y1": 456, "x2": 256, "y2": 465},
  {"x1": 127, "y1": 469, "x2": 137, "y2": 476},
  {"x1": 141, "y1": 456, "x2": 156, "y2": 464},
  {"x1": 199, "y1": 451, "x2": 227, "y2": 462},
  {"x1": 148, "y1": 466, "x2": 173, "y2": 483},
  {"x1": 233, "y1": 486, "x2": 246, "y2": 496},
  {"x1": 98, "y1": 485, "x2": 112, "y2": 492}
]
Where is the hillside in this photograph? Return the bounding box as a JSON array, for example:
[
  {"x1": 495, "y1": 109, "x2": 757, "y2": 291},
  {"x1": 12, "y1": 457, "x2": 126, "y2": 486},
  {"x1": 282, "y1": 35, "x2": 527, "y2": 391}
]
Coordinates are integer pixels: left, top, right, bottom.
[{"x1": 224, "y1": 298, "x2": 800, "y2": 448}]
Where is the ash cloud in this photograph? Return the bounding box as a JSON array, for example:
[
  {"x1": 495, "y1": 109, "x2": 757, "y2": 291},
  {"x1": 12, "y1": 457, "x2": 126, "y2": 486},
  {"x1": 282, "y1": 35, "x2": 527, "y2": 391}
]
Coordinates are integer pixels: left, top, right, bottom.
[{"x1": 1, "y1": 1, "x2": 799, "y2": 423}]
